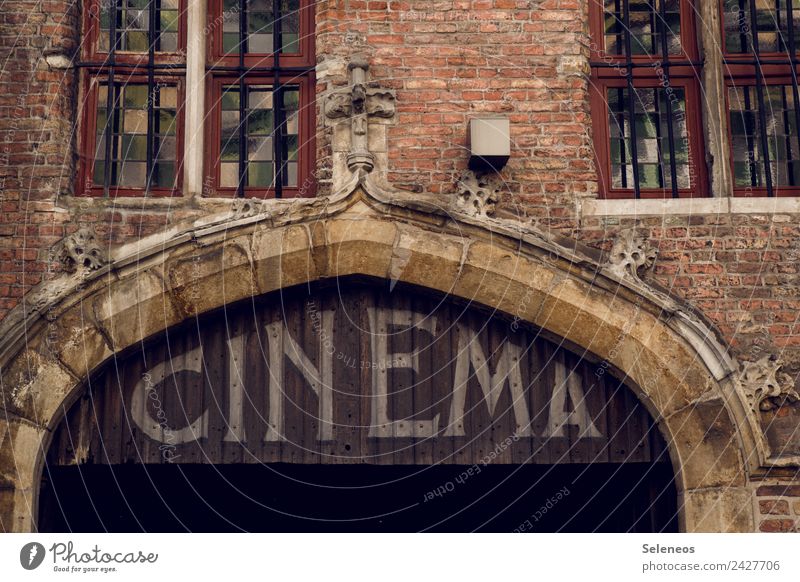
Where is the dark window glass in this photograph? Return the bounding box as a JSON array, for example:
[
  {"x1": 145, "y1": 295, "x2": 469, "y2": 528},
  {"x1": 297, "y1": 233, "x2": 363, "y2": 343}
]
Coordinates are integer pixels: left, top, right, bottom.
[
  {"x1": 730, "y1": 85, "x2": 800, "y2": 187},
  {"x1": 99, "y1": 0, "x2": 180, "y2": 52},
  {"x1": 217, "y1": 84, "x2": 300, "y2": 189},
  {"x1": 607, "y1": 86, "x2": 691, "y2": 189},
  {"x1": 222, "y1": 0, "x2": 301, "y2": 54},
  {"x1": 93, "y1": 83, "x2": 179, "y2": 189},
  {"x1": 723, "y1": 0, "x2": 800, "y2": 54},
  {"x1": 604, "y1": 0, "x2": 682, "y2": 56}
]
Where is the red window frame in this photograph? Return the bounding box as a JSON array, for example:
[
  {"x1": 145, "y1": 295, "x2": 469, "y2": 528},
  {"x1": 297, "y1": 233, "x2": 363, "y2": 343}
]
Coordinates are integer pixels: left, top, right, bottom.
[
  {"x1": 82, "y1": 0, "x2": 188, "y2": 66},
  {"x1": 204, "y1": 75, "x2": 315, "y2": 199},
  {"x1": 77, "y1": 74, "x2": 186, "y2": 198},
  {"x1": 720, "y1": 2, "x2": 800, "y2": 197},
  {"x1": 206, "y1": 0, "x2": 316, "y2": 69},
  {"x1": 588, "y1": 0, "x2": 708, "y2": 199},
  {"x1": 204, "y1": 0, "x2": 316, "y2": 198},
  {"x1": 77, "y1": 1, "x2": 188, "y2": 197}
]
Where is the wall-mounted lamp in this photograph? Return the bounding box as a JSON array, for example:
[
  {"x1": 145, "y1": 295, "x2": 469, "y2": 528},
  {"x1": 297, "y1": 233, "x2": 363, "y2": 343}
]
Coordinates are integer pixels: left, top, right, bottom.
[{"x1": 468, "y1": 116, "x2": 510, "y2": 173}]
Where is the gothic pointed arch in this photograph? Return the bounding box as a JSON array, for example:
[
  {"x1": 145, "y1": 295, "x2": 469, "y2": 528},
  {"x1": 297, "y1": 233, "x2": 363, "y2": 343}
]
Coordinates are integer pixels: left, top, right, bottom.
[{"x1": 0, "y1": 176, "x2": 760, "y2": 532}]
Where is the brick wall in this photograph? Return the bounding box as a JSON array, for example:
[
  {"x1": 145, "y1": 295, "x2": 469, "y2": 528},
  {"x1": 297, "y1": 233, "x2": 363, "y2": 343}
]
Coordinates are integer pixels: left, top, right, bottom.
[
  {"x1": 576, "y1": 214, "x2": 800, "y2": 379},
  {"x1": 0, "y1": 2, "x2": 798, "y2": 418},
  {"x1": 313, "y1": 0, "x2": 800, "y2": 379},
  {"x1": 756, "y1": 483, "x2": 800, "y2": 533},
  {"x1": 316, "y1": 0, "x2": 595, "y2": 217},
  {"x1": 0, "y1": 1, "x2": 77, "y2": 316}
]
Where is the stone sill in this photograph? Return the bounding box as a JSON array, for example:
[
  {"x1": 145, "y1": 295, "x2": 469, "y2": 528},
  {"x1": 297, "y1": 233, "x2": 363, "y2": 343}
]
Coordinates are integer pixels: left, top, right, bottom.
[{"x1": 582, "y1": 197, "x2": 800, "y2": 217}]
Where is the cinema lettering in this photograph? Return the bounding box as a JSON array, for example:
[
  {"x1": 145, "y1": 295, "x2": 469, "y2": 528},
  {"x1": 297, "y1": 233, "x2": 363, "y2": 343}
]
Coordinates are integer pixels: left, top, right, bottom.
[{"x1": 50, "y1": 284, "x2": 664, "y2": 467}]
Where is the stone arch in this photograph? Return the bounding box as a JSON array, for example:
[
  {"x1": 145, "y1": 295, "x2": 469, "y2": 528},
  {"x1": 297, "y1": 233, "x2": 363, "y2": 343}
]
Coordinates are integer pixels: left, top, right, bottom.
[{"x1": 0, "y1": 179, "x2": 757, "y2": 532}]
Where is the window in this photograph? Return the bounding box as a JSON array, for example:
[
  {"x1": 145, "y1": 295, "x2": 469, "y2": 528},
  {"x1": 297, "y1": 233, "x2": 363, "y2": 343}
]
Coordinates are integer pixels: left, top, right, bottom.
[
  {"x1": 206, "y1": 0, "x2": 315, "y2": 198},
  {"x1": 78, "y1": 0, "x2": 186, "y2": 197},
  {"x1": 589, "y1": 0, "x2": 707, "y2": 199},
  {"x1": 77, "y1": 0, "x2": 315, "y2": 198},
  {"x1": 723, "y1": 1, "x2": 800, "y2": 197}
]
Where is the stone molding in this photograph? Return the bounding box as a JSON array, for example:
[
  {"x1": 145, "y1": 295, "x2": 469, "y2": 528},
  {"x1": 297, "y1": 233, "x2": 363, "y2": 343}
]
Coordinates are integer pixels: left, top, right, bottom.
[{"x1": 582, "y1": 196, "x2": 800, "y2": 217}]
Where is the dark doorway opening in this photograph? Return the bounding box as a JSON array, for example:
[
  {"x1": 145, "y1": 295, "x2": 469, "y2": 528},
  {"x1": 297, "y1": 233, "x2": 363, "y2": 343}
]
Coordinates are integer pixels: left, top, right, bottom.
[{"x1": 39, "y1": 462, "x2": 678, "y2": 532}]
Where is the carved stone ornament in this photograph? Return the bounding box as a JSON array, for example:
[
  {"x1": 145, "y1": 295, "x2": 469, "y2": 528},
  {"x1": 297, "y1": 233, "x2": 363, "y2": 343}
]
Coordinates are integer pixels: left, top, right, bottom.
[
  {"x1": 231, "y1": 198, "x2": 266, "y2": 219},
  {"x1": 59, "y1": 228, "x2": 107, "y2": 273},
  {"x1": 323, "y1": 53, "x2": 397, "y2": 174},
  {"x1": 739, "y1": 355, "x2": 800, "y2": 412},
  {"x1": 455, "y1": 170, "x2": 501, "y2": 218},
  {"x1": 606, "y1": 228, "x2": 657, "y2": 281}
]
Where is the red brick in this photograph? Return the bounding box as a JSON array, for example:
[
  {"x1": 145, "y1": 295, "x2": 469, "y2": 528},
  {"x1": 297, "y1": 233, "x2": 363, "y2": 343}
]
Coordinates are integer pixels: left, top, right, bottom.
[
  {"x1": 759, "y1": 500, "x2": 791, "y2": 515},
  {"x1": 759, "y1": 519, "x2": 796, "y2": 533}
]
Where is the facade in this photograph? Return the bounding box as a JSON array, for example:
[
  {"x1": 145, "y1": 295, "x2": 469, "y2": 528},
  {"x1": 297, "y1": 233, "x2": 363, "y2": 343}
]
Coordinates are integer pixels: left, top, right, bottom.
[{"x1": 0, "y1": 0, "x2": 799, "y2": 532}]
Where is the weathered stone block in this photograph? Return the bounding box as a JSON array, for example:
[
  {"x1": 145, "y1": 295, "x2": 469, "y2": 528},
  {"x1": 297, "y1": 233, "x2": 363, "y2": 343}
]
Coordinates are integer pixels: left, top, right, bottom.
[
  {"x1": 323, "y1": 216, "x2": 397, "y2": 280},
  {"x1": 666, "y1": 398, "x2": 744, "y2": 489},
  {"x1": 453, "y1": 240, "x2": 554, "y2": 321},
  {"x1": 0, "y1": 343, "x2": 74, "y2": 425},
  {"x1": 0, "y1": 417, "x2": 45, "y2": 488},
  {"x1": 93, "y1": 267, "x2": 183, "y2": 351},
  {"x1": 166, "y1": 238, "x2": 256, "y2": 318},
  {"x1": 253, "y1": 224, "x2": 318, "y2": 294},
  {"x1": 49, "y1": 302, "x2": 113, "y2": 379},
  {"x1": 680, "y1": 487, "x2": 754, "y2": 532}
]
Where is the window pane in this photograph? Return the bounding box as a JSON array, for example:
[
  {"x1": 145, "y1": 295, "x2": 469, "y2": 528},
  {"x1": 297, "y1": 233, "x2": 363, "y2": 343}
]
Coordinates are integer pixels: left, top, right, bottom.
[
  {"x1": 216, "y1": 84, "x2": 301, "y2": 190},
  {"x1": 723, "y1": 0, "x2": 800, "y2": 54},
  {"x1": 603, "y1": 0, "x2": 681, "y2": 57},
  {"x1": 99, "y1": 0, "x2": 181, "y2": 53},
  {"x1": 729, "y1": 84, "x2": 800, "y2": 189},
  {"x1": 222, "y1": 0, "x2": 302, "y2": 55},
  {"x1": 154, "y1": 162, "x2": 175, "y2": 188},
  {"x1": 606, "y1": 86, "x2": 691, "y2": 190},
  {"x1": 92, "y1": 82, "x2": 179, "y2": 191},
  {"x1": 220, "y1": 163, "x2": 240, "y2": 188},
  {"x1": 248, "y1": 161, "x2": 274, "y2": 186}
]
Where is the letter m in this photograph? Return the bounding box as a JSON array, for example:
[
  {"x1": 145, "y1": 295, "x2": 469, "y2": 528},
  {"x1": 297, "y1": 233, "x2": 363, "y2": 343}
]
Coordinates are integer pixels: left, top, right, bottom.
[{"x1": 444, "y1": 327, "x2": 532, "y2": 437}]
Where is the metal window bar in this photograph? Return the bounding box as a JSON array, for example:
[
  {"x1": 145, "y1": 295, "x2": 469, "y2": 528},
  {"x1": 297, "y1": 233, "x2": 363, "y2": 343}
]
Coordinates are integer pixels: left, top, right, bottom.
[
  {"x1": 653, "y1": 85, "x2": 666, "y2": 188},
  {"x1": 658, "y1": 0, "x2": 680, "y2": 197},
  {"x1": 737, "y1": 0, "x2": 750, "y2": 53},
  {"x1": 102, "y1": 0, "x2": 119, "y2": 197},
  {"x1": 747, "y1": 0, "x2": 776, "y2": 196},
  {"x1": 147, "y1": 0, "x2": 156, "y2": 194},
  {"x1": 785, "y1": 0, "x2": 800, "y2": 187},
  {"x1": 743, "y1": 87, "x2": 759, "y2": 187},
  {"x1": 617, "y1": 87, "x2": 628, "y2": 188},
  {"x1": 238, "y1": 0, "x2": 248, "y2": 198},
  {"x1": 231, "y1": 0, "x2": 290, "y2": 198},
  {"x1": 622, "y1": 0, "x2": 642, "y2": 198},
  {"x1": 273, "y1": 0, "x2": 284, "y2": 199},
  {"x1": 781, "y1": 86, "x2": 796, "y2": 185}
]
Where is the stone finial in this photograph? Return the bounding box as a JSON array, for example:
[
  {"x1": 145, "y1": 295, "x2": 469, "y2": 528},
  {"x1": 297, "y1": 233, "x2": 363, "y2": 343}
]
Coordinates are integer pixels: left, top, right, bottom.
[
  {"x1": 59, "y1": 228, "x2": 107, "y2": 273},
  {"x1": 739, "y1": 355, "x2": 799, "y2": 412},
  {"x1": 606, "y1": 229, "x2": 657, "y2": 281},
  {"x1": 455, "y1": 170, "x2": 500, "y2": 218},
  {"x1": 324, "y1": 53, "x2": 396, "y2": 175},
  {"x1": 348, "y1": 53, "x2": 370, "y2": 72}
]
